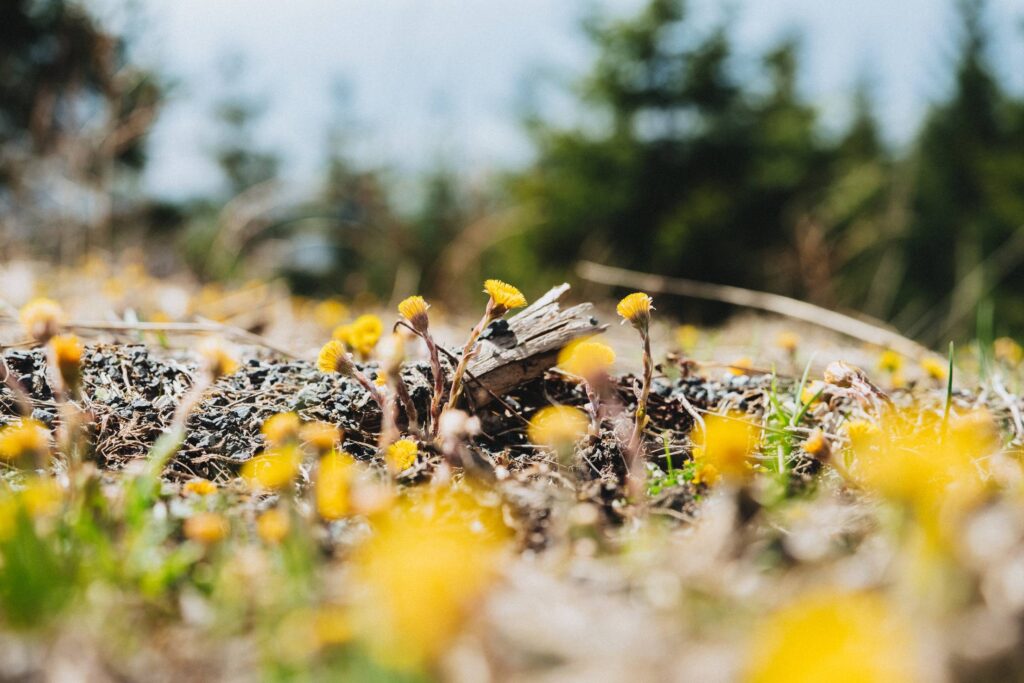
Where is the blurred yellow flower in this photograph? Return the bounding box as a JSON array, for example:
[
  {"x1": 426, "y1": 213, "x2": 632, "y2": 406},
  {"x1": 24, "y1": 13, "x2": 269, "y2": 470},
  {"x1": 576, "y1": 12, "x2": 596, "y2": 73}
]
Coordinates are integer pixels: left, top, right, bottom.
[
  {"x1": 483, "y1": 279, "x2": 527, "y2": 315},
  {"x1": 316, "y1": 451, "x2": 356, "y2": 520},
  {"x1": 256, "y1": 507, "x2": 290, "y2": 544},
  {"x1": 351, "y1": 490, "x2": 508, "y2": 670},
  {"x1": 729, "y1": 357, "x2": 753, "y2": 375},
  {"x1": 557, "y1": 338, "x2": 616, "y2": 378},
  {"x1": 241, "y1": 447, "x2": 301, "y2": 491},
  {"x1": 385, "y1": 438, "x2": 418, "y2": 473},
  {"x1": 300, "y1": 420, "x2": 341, "y2": 454},
  {"x1": 616, "y1": 292, "x2": 653, "y2": 329},
  {"x1": 920, "y1": 356, "x2": 947, "y2": 381},
  {"x1": 261, "y1": 412, "x2": 301, "y2": 446},
  {"x1": 692, "y1": 461, "x2": 720, "y2": 487},
  {"x1": 528, "y1": 405, "x2": 589, "y2": 449},
  {"x1": 184, "y1": 512, "x2": 229, "y2": 545},
  {"x1": 349, "y1": 314, "x2": 383, "y2": 358},
  {"x1": 994, "y1": 336, "x2": 1023, "y2": 366},
  {"x1": 198, "y1": 338, "x2": 239, "y2": 379},
  {"x1": 745, "y1": 590, "x2": 915, "y2": 683},
  {"x1": 877, "y1": 349, "x2": 903, "y2": 373},
  {"x1": 0, "y1": 419, "x2": 50, "y2": 464},
  {"x1": 692, "y1": 413, "x2": 761, "y2": 483},
  {"x1": 675, "y1": 324, "x2": 699, "y2": 352},
  {"x1": 776, "y1": 331, "x2": 800, "y2": 353},
  {"x1": 183, "y1": 478, "x2": 218, "y2": 496},
  {"x1": 313, "y1": 298, "x2": 349, "y2": 329},
  {"x1": 50, "y1": 334, "x2": 83, "y2": 390},
  {"x1": 19, "y1": 297, "x2": 64, "y2": 342}
]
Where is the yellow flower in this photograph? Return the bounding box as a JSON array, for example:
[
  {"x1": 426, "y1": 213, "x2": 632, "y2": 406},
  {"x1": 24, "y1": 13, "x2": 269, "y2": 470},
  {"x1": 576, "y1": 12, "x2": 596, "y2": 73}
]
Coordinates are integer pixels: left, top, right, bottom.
[
  {"x1": 313, "y1": 298, "x2": 349, "y2": 329},
  {"x1": 183, "y1": 478, "x2": 218, "y2": 496},
  {"x1": 877, "y1": 349, "x2": 902, "y2": 373},
  {"x1": 300, "y1": 421, "x2": 341, "y2": 454},
  {"x1": 616, "y1": 292, "x2": 653, "y2": 329},
  {"x1": 483, "y1": 279, "x2": 527, "y2": 316},
  {"x1": 385, "y1": 438, "x2": 418, "y2": 473},
  {"x1": 675, "y1": 324, "x2": 700, "y2": 352},
  {"x1": 198, "y1": 338, "x2": 239, "y2": 379},
  {"x1": 313, "y1": 606, "x2": 354, "y2": 647},
  {"x1": 256, "y1": 507, "x2": 290, "y2": 544},
  {"x1": 351, "y1": 490, "x2": 508, "y2": 670},
  {"x1": 50, "y1": 334, "x2": 83, "y2": 390},
  {"x1": 20, "y1": 298, "x2": 64, "y2": 342},
  {"x1": 316, "y1": 451, "x2": 356, "y2": 520},
  {"x1": 803, "y1": 429, "x2": 830, "y2": 460},
  {"x1": 241, "y1": 447, "x2": 301, "y2": 491},
  {"x1": 994, "y1": 337, "x2": 1023, "y2": 366},
  {"x1": 184, "y1": 512, "x2": 229, "y2": 545},
  {"x1": 692, "y1": 461, "x2": 719, "y2": 487},
  {"x1": 558, "y1": 338, "x2": 616, "y2": 378},
  {"x1": 349, "y1": 314, "x2": 383, "y2": 358},
  {"x1": 776, "y1": 331, "x2": 800, "y2": 353},
  {"x1": 374, "y1": 372, "x2": 387, "y2": 387},
  {"x1": 729, "y1": 357, "x2": 753, "y2": 376},
  {"x1": 317, "y1": 340, "x2": 354, "y2": 375},
  {"x1": 800, "y1": 380, "x2": 825, "y2": 405},
  {"x1": 398, "y1": 295, "x2": 430, "y2": 333},
  {"x1": 527, "y1": 405, "x2": 589, "y2": 449},
  {"x1": 262, "y1": 412, "x2": 301, "y2": 446},
  {"x1": 0, "y1": 419, "x2": 50, "y2": 464},
  {"x1": 692, "y1": 413, "x2": 761, "y2": 483},
  {"x1": 745, "y1": 590, "x2": 915, "y2": 683},
  {"x1": 331, "y1": 324, "x2": 352, "y2": 345},
  {"x1": 920, "y1": 356, "x2": 947, "y2": 381}
]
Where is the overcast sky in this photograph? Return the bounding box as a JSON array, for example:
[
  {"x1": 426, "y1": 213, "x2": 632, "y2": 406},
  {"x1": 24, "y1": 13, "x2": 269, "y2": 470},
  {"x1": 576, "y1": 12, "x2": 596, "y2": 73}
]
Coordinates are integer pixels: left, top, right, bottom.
[{"x1": 101, "y1": 0, "x2": 1024, "y2": 199}]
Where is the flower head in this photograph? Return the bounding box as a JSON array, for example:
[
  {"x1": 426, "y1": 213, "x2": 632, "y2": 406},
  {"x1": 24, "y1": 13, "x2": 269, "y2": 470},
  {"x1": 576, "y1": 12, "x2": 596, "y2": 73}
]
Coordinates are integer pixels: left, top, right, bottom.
[
  {"x1": 616, "y1": 292, "x2": 653, "y2": 330},
  {"x1": 675, "y1": 324, "x2": 699, "y2": 352},
  {"x1": 745, "y1": 590, "x2": 915, "y2": 683},
  {"x1": 878, "y1": 349, "x2": 903, "y2": 373},
  {"x1": 313, "y1": 299, "x2": 349, "y2": 329},
  {"x1": 692, "y1": 413, "x2": 761, "y2": 483},
  {"x1": 256, "y1": 507, "x2": 290, "y2": 544},
  {"x1": 350, "y1": 314, "x2": 383, "y2": 358},
  {"x1": 776, "y1": 331, "x2": 800, "y2": 354},
  {"x1": 184, "y1": 512, "x2": 229, "y2": 545},
  {"x1": 241, "y1": 446, "x2": 301, "y2": 491},
  {"x1": 317, "y1": 340, "x2": 355, "y2": 375},
  {"x1": 50, "y1": 334, "x2": 83, "y2": 391},
  {"x1": 198, "y1": 338, "x2": 239, "y2": 379},
  {"x1": 301, "y1": 420, "x2": 341, "y2": 455},
  {"x1": 483, "y1": 279, "x2": 527, "y2": 317},
  {"x1": 20, "y1": 298, "x2": 64, "y2": 342},
  {"x1": 398, "y1": 296, "x2": 431, "y2": 334},
  {"x1": 528, "y1": 405, "x2": 589, "y2": 450},
  {"x1": 385, "y1": 438, "x2": 418, "y2": 473},
  {"x1": 262, "y1": 412, "x2": 301, "y2": 446},
  {"x1": 0, "y1": 419, "x2": 50, "y2": 464},
  {"x1": 803, "y1": 429, "x2": 830, "y2": 461},
  {"x1": 920, "y1": 356, "x2": 947, "y2": 381},
  {"x1": 558, "y1": 338, "x2": 616, "y2": 379},
  {"x1": 183, "y1": 478, "x2": 218, "y2": 496},
  {"x1": 994, "y1": 337, "x2": 1023, "y2": 366},
  {"x1": 316, "y1": 451, "x2": 356, "y2": 520}
]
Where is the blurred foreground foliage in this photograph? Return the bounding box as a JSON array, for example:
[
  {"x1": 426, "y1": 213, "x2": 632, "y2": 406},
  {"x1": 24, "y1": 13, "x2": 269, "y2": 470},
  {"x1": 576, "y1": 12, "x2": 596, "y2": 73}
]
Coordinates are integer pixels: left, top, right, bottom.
[{"x1": 3, "y1": 0, "x2": 1024, "y2": 341}]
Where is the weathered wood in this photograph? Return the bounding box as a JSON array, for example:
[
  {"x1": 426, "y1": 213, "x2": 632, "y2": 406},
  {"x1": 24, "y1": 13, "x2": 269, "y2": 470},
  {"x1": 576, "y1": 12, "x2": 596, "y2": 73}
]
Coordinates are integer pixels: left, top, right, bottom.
[{"x1": 465, "y1": 284, "x2": 606, "y2": 404}]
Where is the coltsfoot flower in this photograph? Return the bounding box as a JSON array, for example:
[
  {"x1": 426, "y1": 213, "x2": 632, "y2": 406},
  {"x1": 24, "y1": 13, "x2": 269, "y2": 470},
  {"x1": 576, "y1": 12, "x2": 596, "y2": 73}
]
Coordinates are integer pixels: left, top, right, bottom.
[
  {"x1": 692, "y1": 413, "x2": 761, "y2": 483},
  {"x1": 385, "y1": 438, "x2": 418, "y2": 473},
  {"x1": 616, "y1": 292, "x2": 653, "y2": 330},
  {"x1": 528, "y1": 405, "x2": 589, "y2": 450},
  {"x1": 19, "y1": 298, "x2": 64, "y2": 342},
  {"x1": 198, "y1": 338, "x2": 239, "y2": 379},
  {"x1": 241, "y1": 447, "x2": 301, "y2": 491},
  {"x1": 183, "y1": 478, "x2": 218, "y2": 496},
  {"x1": 0, "y1": 419, "x2": 50, "y2": 464},
  {"x1": 184, "y1": 512, "x2": 229, "y2": 545},
  {"x1": 558, "y1": 338, "x2": 616, "y2": 379},
  {"x1": 317, "y1": 451, "x2": 356, "y2": 520},
  {"x1": 398, "y1": 295, "x2": 430, "y2": 334},
  {"x1": 350, "y1": 314, "x2": 383, "y2": 358},
  {"x1": 776, "y1": 331, "x2": 800, "y2": 354},
  {"x1": 483, "y1": 279, "x2": 527, "y2": 316},
  {"x1": 301, "y1": 421, "x2": 341, "y2": 454},
  {"x1": 256, "y1": 507, "x2": 290, "y2": 544},
  {"x1": 920, "y1": 356, "x2": 947, "y2": 381},
  {"x1": 318, "y1": 340, "x2": 355, "y2": 375},
  {"x1": 262, "y1": 412, "x2": 301, "y2": 446},
  {"x1": 50, "y1": 334, "x2": 83, "y2": 391}
]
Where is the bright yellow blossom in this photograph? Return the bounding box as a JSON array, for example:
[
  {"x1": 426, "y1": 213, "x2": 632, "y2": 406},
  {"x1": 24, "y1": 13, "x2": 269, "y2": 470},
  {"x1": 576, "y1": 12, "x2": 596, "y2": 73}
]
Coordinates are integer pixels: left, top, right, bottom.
[
  {"x1": 745, "y1": 590, "x2": 916, "y2": 683},
  {"x1": 398, "y1": 295, "x2": 430, "y2": 333},
  {"x1": 692, "y1": 413, "x2": 761, "y2": 483},
  {"x1": 483, "y1": 279, "x2": 527, "y2": 315},
  {"x1": 316, "y1": 451, "x2": 356, "y2": 520},
  {"x1": 300, "y1": 421, "x2": 341, "y2": 454},
  {"x1": 349, "y1": 314, "x2": 383, "y2": 358},
  {"x1": 877, "y1": 349, "x2": 903, "y2": 373},
  {"x1": 920, "y1": 356, "x2": 947, "y2": 381},
  {"x1": 241, "y1": 447, "x2": 301, "y2": 491},
  {"x1": 317, "y1": 340, "x2": 354, "y2": 375},
  {"x1": 256, "y1": 507, "x2": 290, "y2": 544},
  {"x1": 557, "y1": 338, "x2": 616, "y2": 378},
  {"x1": 261, "y1": 412, "x2": 301, "y2": 446},
  {"x1": 528, "y1": 405, "x2": 589, "y2": 450},
  {"x1": 385, "y1": 438, "x2": 418, "y2": 473},
  {"x1": 184, "y1": 512, "x2": 229, "y2": 545},
  {"x1": 183, "y1": 479, "x2": 218, "y2": 496},
  {"x1": 50, "y1": 334, "x2": 83, "y2": 390},
  {"x1": 616, "y1": 292, "x2": 653, "y2": 329},
  {"x1": 19, "y1": 298, "x2": 64, "y2": 342},
  {"x1": 0, "y1": 419, "x2": 50, "y2": 464}
]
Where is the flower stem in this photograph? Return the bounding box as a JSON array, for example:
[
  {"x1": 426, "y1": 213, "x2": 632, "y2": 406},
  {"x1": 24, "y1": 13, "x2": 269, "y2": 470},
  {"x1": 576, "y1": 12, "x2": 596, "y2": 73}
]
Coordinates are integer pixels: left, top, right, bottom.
[{"x1": 444, "y1": 307, "x2": 492, "y2": 414}]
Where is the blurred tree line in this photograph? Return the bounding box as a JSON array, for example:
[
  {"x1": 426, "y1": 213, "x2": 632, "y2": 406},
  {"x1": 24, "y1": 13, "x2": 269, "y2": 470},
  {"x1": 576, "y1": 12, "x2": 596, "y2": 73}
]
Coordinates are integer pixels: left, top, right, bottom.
[{"x1": 2, "y1": 0, "x2": 1024, "y2": 342}]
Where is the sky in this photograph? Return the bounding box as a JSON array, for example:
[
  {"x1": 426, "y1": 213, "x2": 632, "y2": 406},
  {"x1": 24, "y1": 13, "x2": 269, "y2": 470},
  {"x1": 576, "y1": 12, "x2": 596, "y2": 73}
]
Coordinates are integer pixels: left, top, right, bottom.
[{"x1": 97, "y1": 0, "x2": 1024, "y2": 199}]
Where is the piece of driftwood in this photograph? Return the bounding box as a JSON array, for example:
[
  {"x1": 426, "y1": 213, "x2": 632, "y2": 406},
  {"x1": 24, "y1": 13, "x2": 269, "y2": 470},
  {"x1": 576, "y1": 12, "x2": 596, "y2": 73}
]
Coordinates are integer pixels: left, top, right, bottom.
[{"x1": 465, "y1": 284, "x2": 606, "y2": 405}]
